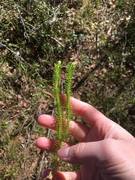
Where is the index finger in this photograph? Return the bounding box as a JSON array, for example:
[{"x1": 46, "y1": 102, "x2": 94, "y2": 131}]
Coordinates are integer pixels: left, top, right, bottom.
[
  {"x1": 61, "y1": 95, "x2": 134, "y2": 141},
  {"x1": 61, "y1": 95, "x2": 110, "y2": 127}
]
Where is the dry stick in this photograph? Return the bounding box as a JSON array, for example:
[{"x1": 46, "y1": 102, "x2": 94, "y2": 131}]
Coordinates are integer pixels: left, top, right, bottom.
[
  {"x1": 35, "y1": 129, "x2": 52, "y2": 180},
  {"x1": 16, "y1": 6, "x2": 29, "y2": 40}
]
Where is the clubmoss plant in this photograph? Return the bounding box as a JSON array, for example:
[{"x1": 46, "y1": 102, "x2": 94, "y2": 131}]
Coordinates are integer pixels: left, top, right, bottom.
[
  {"x1": 50, "y1": 61, "x2": 75, "y2": 174},
  {"x1": 53, "y1": 61, "x2": 75, "y2": 145},
  {"x1": 65, "y1": 63, "x2": 75, "y2": 139},
  {"x1": 53, "y1": 61, "x2": 63, "y2": 143}
]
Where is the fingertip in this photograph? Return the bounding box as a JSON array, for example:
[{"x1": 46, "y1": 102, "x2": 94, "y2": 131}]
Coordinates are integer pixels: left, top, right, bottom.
[
  {"x1": 53, "y1": 171, "x2": 80, "y2": 180},
  {"x1": 57, "y1": 147, "x2": 70, "y2": 161},
  {"x1": 35, "y1": 137, "x2": 54, "y2": 150},
  {"x1": 37, "y1": 114, "x2": 55, "y2": 129}
]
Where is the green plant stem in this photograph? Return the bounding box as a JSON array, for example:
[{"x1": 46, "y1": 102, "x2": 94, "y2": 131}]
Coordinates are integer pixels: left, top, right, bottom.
[
  {"x1": 53, "y1": 61, "x2": 63, "y2": 141},
  {"x1": 65, "y1": 63, "x2": 75, "y2": 138},
  {"x1": 53, "y1": 61, "x2": 75, "y2": 142}
]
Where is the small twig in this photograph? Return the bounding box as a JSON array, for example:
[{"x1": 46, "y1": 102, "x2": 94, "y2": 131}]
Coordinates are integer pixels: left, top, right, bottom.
[
  {"x1": 24, "y1": 5, "x2": 61, "y2": 34},
  {"x1": 0, "y1": 42, "x2": 19, "y2": 56},
  {"x1": 16, "y1": 5, "x2": 29, "y2": 40},
  {"x1": 0, "y1": 42, "x2": 26, "y2": 64},
  {"x1": 36, "y1": 152, "x2": 46, "y2": 180},
  {"x1": 47, "y1": 35, "x2": 64, "y2": 47},
  {"x1": 0, "y1": 42, "x2": 35, "y2": 70},
  {"x1": 36, "y1": 129, "x2": 52, "y2": 180}
]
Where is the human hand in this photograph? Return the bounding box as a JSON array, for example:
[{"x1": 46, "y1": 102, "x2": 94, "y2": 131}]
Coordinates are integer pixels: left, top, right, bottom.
[{"x1": 36, "y1": 96, "x2": 135, "y2": 180}]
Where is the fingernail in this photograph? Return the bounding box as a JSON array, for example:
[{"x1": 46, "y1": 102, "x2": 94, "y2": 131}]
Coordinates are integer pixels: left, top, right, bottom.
[{"x1": 58, "y1": 147, "x2": 70, "y2": 160}]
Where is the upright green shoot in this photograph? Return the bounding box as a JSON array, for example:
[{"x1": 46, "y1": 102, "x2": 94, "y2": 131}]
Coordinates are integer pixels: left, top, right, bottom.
[
  {"x1": 65, "y1": 63, "x2": 75, "y2": 138},
  {"x1": 53, "y1": 61, "x2": 75, "y2": 144},
  {"x1": 53, "y1": 61, "x2": 63, "y2": 142}
]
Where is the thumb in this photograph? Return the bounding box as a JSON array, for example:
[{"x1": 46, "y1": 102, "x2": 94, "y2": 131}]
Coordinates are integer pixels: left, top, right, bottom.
[{"x1": 57, "y1": 141, "x2": 104, "y2": 164}]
